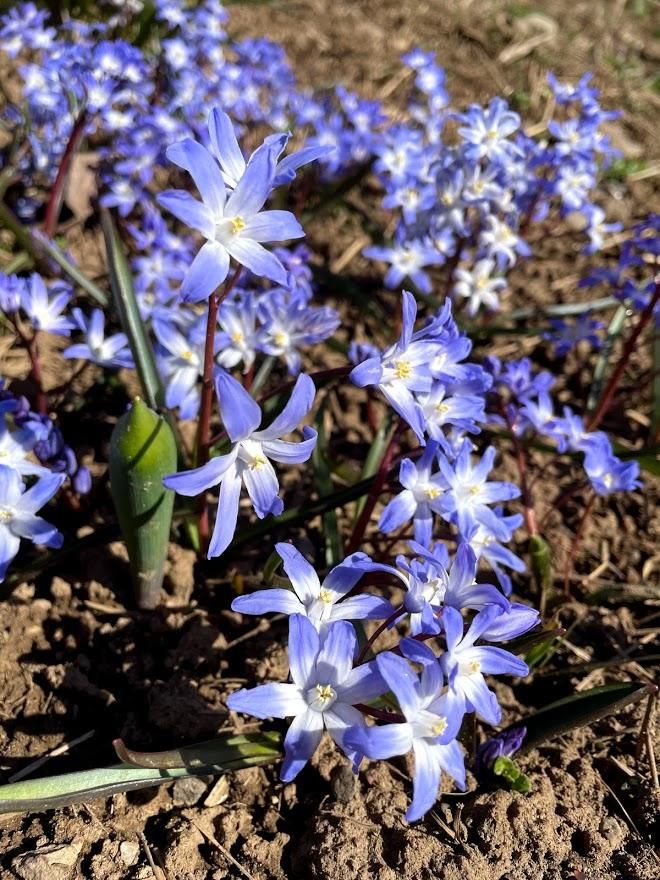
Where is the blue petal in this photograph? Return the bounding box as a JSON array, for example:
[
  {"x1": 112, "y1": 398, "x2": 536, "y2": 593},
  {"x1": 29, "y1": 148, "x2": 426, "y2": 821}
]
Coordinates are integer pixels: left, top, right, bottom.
[
  {"x1": 227, "y1": 682, "x2": 305, "y2": 719},
  {"x1": 276, "y1": 542, "x2": 320, "y2": 604},
  {"x1": 163, "y1": 452, "x2": 237, "y2": 496},
  {"x1": 208, "y1": 108, "x2": 246, "y2": 185},
  {"x1": 376, "y1": 652, "x2": 420, "y2": 720},
  {"x1": 379, "y1": 490, "x2": 416, "y2": 534},
  {"x1": 281, "y1": 707, "x2": 324, "y2": 782},
  {"x1": 0, "y1": 454, "x2": 30, "y2": 500},
  {"x1": 338, "y1": 659, "x2": 387, "y2": 704},
  {"x1": 315, "y1": 620, "x2": 356, "y2": 686},
  {"x1": 354, "y1": 722, "x2": 413, "y2": 760},
  {"x1": 253, "y1": 374, "x2": 316, "y2": 441},
  {"x1": 10, "y1": 514, "x2": 61, "y2": 547},
  {"x1": 288, "y1": 613, "x2": 320, "y2": 690},
  {"x1": 329, "y1": 595, "x2": 394, "y2": 623},
  {"x1": 400, "y1": 290, "x2": 418, "y2": 349},
  {"x1": 225, "y1": 139, "x2": 278, "y2": 218},
  {"x1": 273, "y1": 145, "x2": 334, "y2": 185},
  {"x1": 0, "y1": 525, "x2": 20, "y2": 582},
  {"x1": 243, "y1": 210, "x2": 304, "y2": 243},
  {"x1": 157, "y1": 190, "x2": 215, "y2": 238},
  {"x1": 242, "y1": 456, "x2": 280, "y2": 519},
  {"x1": 435, "y1": 739, "x2": 466, "y2": 790},
  {"x1": 470, "y1": 646, "x2": 529, "y2": 677},
  {"x1": 18, "y1": 472, "x2": 65, "y2": 514},
  {"x1": 261, "y1": 428, "x2": 317, "y2": 464},
  {"x1": 215, "y1": 369, "x2": 262, "y2": 441},
  {"x1": 349, "y1": 356, "x2": 382, "y2": 388},
  {"x1": 231, "y1": 588, "x2": 304, "y2": 617},
  {"x1": 224, "y1": 238, "x2": 288, "y2": 286},
  {"x1": 180, "y1": 240, "x2": 230, "y2": 303},
  {"x1": 407, "y1": 739, "x2": 441, "y2": 822},
  {"x1": 207, "y1": 466, "x2": 242, "y2": 557},
  {"x1": 166, "y1": 138, "x2": 226, "y2": 215}
]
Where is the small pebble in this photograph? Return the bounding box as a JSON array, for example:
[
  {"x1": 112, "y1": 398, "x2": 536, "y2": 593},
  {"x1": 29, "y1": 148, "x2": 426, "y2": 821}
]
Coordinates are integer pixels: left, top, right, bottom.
[
  {"x1": 119, "y1": 840, "x2": 140, "y2": 867},
  {"x1": 172, "y1": 775, "x2": 208, "y2": 806}
]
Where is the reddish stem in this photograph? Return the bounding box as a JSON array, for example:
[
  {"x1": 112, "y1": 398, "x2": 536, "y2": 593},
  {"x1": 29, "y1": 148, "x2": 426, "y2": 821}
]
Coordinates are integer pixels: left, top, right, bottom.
[
  {"x1": 354, "y1": 703, "x2": 405, "y2": 724},
  {"x1": 356, "y1": 605, "x2": 405, "y2": 665},
  {"x1": 194, "y1": 264, "x2": 243, "y2": 549},
  {"x1": 502, "y1": 405, "x2": 538, "y2": 536},
  {"x1": 587, "y1": 277, "x2": 660, "y2": 432},
  {"x1": 345, "y1": 420, "x2": 404, "y2": 555},
  {"x1": 10, "y1": 315, "x2": 46, "y2": 414},
  {"x1": 562, "y1": 491, "x2": 596, "y2": 593},
  {"x1": 44, "y1": 110, "x2": 87, "y2": 239}
]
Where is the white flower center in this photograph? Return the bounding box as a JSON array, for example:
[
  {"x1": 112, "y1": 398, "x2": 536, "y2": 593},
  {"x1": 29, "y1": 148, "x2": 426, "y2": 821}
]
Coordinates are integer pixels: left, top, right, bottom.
[{"x1": 306, "y1": 683, "x2": 337, "y2": 712}]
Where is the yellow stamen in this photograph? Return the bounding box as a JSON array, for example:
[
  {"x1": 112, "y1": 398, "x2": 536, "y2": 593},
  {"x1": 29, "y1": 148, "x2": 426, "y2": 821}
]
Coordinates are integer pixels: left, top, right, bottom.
[
  {"x1": 231, "y1": 331, "x2": 243, "y2": 344},
  {"x1": 319, "y1": 588, "x2": 333, "y2": 604},
  {"x1": 250, "y1": 454, "x2": 267, "y2": 471},
  {"x1": 425, "y1": 486, "x2": 441, "y2": 500},
  {"x1": 230, "y1": 216, "x2": 246, "y2": 235},
  {"x1": 432, "y1": 716, "x2": 448, "y2": 736},
  {"x1": 395, "y1": 360, "x2": 412, "y2": 380}
]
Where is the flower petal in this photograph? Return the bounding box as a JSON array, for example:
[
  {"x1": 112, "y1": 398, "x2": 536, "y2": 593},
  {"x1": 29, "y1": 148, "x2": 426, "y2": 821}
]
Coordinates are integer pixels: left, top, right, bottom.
[
  {"x1": 281, "y1": 707, "x2": 324, "y2": 782},
  {"x1": 181, "y1": 241, "x2": 230, "y2": 303},
  {"x1": 224, "y1": 237, "x2": 288, "y2": 286},
  {"x1": 215, "y1": 369, "x2": 262, "y2": 442},
  {"x1": 207, "y1": 465, "x2": 242, "y2": 557},
  {"x1": 227, "y1": 682, "x2": 305, "y2": 719},
  {"x1": 157, "y1": 190, "x2": 215, "y2": 238},
  {"x1": 261, "y1": 428, "x2": 317, "y2": 464},
  {"x1": 288, "y1": 613, "x2": 320, "y2": 690},
  {"x1": 231, "y1": 588, "x2": 304, "y2": 617},
  {"x1": 275, "y1": 543, "x2": 320, "y2": 604},
  {"x1": 208, "y1": 108, "x2": 246, "y2": 186},
  {"x1": 407, "y1": 739, "x2": 441, "y2": 822},
  {"x1": 163, "y1": 451, "x2": 237, "y2": 496},
  {"x1": 166, "y1": 138, "x2": 226, "y2": 215},
  {"x1": 253, "y1": 374, "x2": 316, "y2": 441},
  {"x1": 242, "y1": 210, "x2": 304, "y2": 243}
]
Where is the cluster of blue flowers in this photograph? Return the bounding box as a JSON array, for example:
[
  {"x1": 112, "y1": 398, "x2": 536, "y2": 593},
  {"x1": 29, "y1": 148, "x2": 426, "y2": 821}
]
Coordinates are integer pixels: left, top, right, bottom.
[
  {"x1": 488, "y1": 356, "x2": 641, "y2": 496},
  {"x1": 228, "y1": 541, "x2": 537, "y2": 821},
  {"x1": 364, "y1": 54, "x2": 622, "y2": 316},
  {"x1": 0, "y1": 0, "x2": 654, "y2": 823}
]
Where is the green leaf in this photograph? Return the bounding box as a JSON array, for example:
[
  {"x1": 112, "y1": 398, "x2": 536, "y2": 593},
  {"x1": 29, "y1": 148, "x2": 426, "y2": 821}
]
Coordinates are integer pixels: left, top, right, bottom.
[
  {"x1": 587, "y1": 303, "x2": 628, "y2": 412},
  {"x1": 109, "y1": 398, "x2": 177, "y2": 609},
  {"x1": 0, "y1": 200, "x2": 107, "y2": 306},
  {"x1": 508, "y1": 682, "x2": 654, "y2": 753},
  {"x1": 0, "y1": 732, "x2": 281, "y2": 815},
  {"x1": 113, "y1": 731, "x2": 281, "y2": 768},
  {"x1": 353, "y1": 415, "x2": 392, "y2": 523},
  {"x1": 100, "y1": 208, "x2": 163, "y2": 410},
  {"x1": 312, "y1": 400, "x2": 342, "y2": 566}
]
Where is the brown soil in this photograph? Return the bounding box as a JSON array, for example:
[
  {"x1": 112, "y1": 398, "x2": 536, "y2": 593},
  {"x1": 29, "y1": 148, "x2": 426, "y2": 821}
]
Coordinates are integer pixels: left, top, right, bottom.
[{"x1": 1, "y1": 1, "x2": 659, "y2": 878}]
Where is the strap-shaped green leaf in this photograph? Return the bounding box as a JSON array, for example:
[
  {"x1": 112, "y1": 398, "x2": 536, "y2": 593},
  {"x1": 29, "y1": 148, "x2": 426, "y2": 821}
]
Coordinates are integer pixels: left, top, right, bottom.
[
  {"x1": 503, "y1": 681, "x2": 654, "y2": 753},
  {"x1": 0, "y1": 732, "x2": 281, "y2": 814},
  {"x1": 101, "y1": 207, "x2": 163, "y2": 410}
]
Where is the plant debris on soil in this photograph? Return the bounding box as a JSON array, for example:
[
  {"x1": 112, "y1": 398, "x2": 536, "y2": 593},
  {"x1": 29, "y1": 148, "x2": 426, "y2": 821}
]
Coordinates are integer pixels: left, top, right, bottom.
[{"x1": 0, "y1": 1, "x2": 659, "y2": 879}]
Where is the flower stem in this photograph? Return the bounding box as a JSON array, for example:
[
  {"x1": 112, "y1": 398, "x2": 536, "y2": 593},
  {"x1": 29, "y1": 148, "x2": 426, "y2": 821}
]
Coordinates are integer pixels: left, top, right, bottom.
[
  {"x1": 587, "y1": 276, "x2": 660, "y2": 432},
  {"x1": 44, "y1": 109, "x2": 87, "y2": 239},
  {"x1": 345, "y1": 419, "x2": 403, "y2": 555},
  {"x1": 356, "y1": 605, "x2": 405, "y2": 665},
  {"x1": 354, "y1": 703, "x2": 405, "y2": 724},
  {"x1": 195, "y1": 265, "x2": 243, "y2": 549}
]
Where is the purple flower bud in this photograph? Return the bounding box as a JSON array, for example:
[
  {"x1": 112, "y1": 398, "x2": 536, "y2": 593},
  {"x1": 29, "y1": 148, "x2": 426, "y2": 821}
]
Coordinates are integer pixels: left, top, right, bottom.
[
  {"x1": 476, "y1": 725, "x2": 527, "y2": 778},
  {"x1": 72, "y1": 466, "x2": 92, "y2": 495}
]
